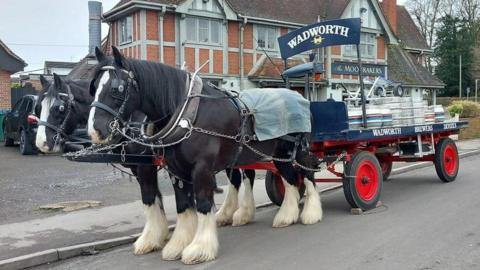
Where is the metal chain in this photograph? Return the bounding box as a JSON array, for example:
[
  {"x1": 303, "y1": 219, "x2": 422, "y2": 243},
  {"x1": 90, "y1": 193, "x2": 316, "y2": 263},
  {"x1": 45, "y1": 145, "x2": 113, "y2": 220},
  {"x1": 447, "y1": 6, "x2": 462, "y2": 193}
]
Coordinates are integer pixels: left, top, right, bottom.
[
  {"x1": 191, "y1": 126, "x2": 238, "y2": 141},
  {"x1": 293, "y1": 151, "x2": 347, "y2": 172},
  {"x1": 63, "y1": 141, "x2": 131, "y2": 159}
]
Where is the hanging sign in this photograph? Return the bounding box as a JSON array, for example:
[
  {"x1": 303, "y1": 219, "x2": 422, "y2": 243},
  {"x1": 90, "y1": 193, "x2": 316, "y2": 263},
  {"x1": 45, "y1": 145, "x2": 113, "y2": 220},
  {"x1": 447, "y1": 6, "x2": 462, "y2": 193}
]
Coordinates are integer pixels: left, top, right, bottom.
[{"x1": 278, "y1": 18, "x2": 361, "y2": 59}]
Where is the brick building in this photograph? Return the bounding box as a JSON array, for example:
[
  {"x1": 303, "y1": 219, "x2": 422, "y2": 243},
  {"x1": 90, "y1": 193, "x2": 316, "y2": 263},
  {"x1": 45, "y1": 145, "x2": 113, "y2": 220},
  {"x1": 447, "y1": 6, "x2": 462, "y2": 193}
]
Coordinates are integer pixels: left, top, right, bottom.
[
  {"x1": 0, "y1": 39, "x2": 26, "y2": 110},
  {"x1": 101, "y1": 0, "x2": 442, "y2": 96}
]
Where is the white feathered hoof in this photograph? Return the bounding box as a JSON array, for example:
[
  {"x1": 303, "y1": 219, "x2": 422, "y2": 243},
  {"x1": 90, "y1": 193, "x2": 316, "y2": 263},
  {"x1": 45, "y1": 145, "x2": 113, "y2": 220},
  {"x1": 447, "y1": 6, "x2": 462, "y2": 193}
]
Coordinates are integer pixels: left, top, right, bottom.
[
  {"x1": 162, "y1": 209, "x2": 197, "y2": 261},
  {"x1": 215, "y1": 184, "x2": 239, "y2": 227},
  {"x1": 215, "y1": 210, "x2": 234, "y2": 226},
  {"x1": 181, "y1": 212, "x2": 219, "y2": 265},
  {"x1": 272, "y1": 180, "x2": 300, "y2": 228},
  {"x1": 181, "y1": 239, "x2": 218, "y2": 265},
  {"x1": 133, "y1": 199, "x2": 168, "y2": 254},
  {"x1": 272, "y1": 204, "x2": 299, "y2": 228},
  {"x1": 300, "y1": 180, "x2": 323, "y2": 225},
  {"x1": 231, "y1": 206, "x2": 254, "y2": 226},
  {"x1": 133, "y1": 232, "x2": 165, "y2": 255}
]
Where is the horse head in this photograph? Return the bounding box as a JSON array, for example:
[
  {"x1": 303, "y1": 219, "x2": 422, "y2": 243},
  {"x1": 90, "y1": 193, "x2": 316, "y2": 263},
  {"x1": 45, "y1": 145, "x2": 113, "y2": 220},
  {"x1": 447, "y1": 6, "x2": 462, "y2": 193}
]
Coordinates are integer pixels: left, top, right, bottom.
[
  {"x1": 88, "y1": 46, "x2": 141, "y2": 144},
  {"x1": 36, "y1": 73, "x2": 90, "y2": 153}
]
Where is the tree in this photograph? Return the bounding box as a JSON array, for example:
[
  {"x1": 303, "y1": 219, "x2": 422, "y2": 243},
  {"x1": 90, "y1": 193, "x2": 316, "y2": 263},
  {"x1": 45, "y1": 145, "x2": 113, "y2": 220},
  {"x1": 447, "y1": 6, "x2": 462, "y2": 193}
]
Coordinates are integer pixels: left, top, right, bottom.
[{"x1": 434, "y1": 16, "x2": 474, "y2": 96}]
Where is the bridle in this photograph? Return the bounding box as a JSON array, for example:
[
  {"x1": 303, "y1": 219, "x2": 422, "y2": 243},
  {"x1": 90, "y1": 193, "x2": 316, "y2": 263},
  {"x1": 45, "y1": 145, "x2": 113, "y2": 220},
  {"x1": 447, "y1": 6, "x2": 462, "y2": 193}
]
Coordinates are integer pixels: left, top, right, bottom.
[
  {"x1": 90, "y1": 65, "x2": 138, "y2": 136},
  {"x1": 38, "y1": 84, "x2": 77, "y2": 146}
]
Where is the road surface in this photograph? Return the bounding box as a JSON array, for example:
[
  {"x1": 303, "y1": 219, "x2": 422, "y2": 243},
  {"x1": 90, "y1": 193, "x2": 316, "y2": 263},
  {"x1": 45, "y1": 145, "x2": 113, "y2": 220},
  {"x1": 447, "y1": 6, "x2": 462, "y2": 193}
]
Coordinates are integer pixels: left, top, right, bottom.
[{"x1": 36, "y1": 154, "x2": 480, "y2": 270}]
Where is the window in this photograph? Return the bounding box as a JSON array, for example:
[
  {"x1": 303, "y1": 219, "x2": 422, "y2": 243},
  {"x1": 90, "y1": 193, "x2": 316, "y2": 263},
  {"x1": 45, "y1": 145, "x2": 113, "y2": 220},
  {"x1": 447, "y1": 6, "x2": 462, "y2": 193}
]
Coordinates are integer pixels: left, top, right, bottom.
[
  {"x1": 343, "y1": 33, "x2": 376, "y2": 58},
  {"x1": 119, "y1": 16, "x2": 133, "y2": 44},
  {"x1": 185, "y1": 17, "x2": 222, "y2": 44},
  {"x1": 256, "y1": 26, "x2": 277, "y2": 50}
]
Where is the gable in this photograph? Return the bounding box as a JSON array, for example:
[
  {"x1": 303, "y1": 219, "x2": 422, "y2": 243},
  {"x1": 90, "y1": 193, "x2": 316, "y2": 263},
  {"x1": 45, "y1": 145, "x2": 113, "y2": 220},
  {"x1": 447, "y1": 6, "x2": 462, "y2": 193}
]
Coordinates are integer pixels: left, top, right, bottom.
[
  {"x1": 342, "y1": 0, "x2": 381, "y2": 30},
  {"x1": 176, "y1": 0, "x2": 237, "y2": 20}
]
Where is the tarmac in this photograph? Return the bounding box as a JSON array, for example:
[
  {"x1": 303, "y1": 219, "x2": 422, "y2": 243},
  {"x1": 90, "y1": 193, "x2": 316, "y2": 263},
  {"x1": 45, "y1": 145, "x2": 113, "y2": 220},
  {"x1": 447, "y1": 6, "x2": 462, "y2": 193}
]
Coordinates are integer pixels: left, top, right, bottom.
[{"x1": 1, "y1": 138, "x2": 479, "y2": 270}]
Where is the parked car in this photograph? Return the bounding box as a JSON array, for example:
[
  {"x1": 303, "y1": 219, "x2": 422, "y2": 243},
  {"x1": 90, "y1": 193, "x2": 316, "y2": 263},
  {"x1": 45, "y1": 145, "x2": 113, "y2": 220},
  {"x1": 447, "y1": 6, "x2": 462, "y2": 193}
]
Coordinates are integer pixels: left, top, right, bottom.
[{"x1": 2, "y1": 95, "x2": 39, "y2": 155}]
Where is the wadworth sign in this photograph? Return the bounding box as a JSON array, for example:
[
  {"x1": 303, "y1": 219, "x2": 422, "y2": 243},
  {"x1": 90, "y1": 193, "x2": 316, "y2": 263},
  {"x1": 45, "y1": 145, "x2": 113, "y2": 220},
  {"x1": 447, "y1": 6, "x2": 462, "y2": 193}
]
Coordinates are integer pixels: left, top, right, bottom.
[{"x1": 278, "y1": 18, "x2": 361, "y2": 59}]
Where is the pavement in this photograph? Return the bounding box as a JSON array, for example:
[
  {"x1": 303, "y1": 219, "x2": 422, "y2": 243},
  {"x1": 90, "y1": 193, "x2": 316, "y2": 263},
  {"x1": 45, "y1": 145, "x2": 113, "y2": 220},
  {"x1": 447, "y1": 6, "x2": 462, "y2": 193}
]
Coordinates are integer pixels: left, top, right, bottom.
[
  {"x1": 33, "y1": 153, "x2": 480, "y2": 270},
  {"x1": 0, "y1": 138, "x2": 479, "y2": 269}
]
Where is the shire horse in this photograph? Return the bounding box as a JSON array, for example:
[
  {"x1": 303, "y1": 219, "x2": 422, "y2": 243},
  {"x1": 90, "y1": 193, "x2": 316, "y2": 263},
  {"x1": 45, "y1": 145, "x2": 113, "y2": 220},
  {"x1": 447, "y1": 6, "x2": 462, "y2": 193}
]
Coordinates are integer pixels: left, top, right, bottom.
[
  {"x1": 88, "y1": 47, "x2": 322, "y2": 264},
  {"x1": 35, "y1": 74, "x2": 171, "y2": 254},
  {"x1": 34, "y1": 73, "x2": 254, "y2": 256}
]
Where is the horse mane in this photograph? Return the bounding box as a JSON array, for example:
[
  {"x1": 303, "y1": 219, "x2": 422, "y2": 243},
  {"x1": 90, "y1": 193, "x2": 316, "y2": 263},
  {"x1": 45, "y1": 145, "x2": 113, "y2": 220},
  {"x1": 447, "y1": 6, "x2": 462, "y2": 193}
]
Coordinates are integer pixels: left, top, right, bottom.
[
  {"x1": 92, "y1": 56, "x2": 188, "y2": 118},
  {"x1": 62, "y1": 79, "x2": 92, "y2": 105},
  {"x1": 126, "y1": 59, "x2": 188, "y2": 117}
]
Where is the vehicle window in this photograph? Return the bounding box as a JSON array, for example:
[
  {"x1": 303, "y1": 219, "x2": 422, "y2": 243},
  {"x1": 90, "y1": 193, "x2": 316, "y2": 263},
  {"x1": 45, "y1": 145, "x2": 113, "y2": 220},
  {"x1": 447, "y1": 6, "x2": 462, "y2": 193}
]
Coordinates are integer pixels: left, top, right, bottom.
[
  {"x1": 24, "y1": 98, "x2": 33, "y2": 113},
  {"x1": 19, "y1": 98, "x2": 29, "y2": 112},
  {"x1": 11, "y1": 99, "x2": 24, "y2": 113}
]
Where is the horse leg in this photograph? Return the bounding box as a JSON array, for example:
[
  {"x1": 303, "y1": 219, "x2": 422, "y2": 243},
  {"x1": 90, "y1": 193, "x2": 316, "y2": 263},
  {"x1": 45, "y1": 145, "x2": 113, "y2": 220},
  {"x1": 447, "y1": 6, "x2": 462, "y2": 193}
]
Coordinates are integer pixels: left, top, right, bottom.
[
  {"x1": 162, "y1": 176, "x2": 197, "y2": 261},
  {"x1": 181, "y1": 162, "x2": 218, "y2": 264},
  {"x1": 272, "y1": 162, "x2": 300, "y2": 228},
  {"x1": 215, "y1": 168, "x2": 240, "y2": 226},
  {"x1": 298, "y1": 151, "x2": 323, "y2": 224},
  {"x1": 133, "y1": 165, "x2": 169, "y2": 254},
  {"x1": 232, "y1": 169, "x2": 256, "y2": 226}
]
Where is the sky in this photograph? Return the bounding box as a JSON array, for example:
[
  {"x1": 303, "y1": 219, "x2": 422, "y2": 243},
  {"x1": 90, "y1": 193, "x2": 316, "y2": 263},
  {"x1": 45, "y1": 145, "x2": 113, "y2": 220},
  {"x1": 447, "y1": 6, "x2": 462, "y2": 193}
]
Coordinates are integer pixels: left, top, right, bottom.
[
  {"x1": 0, "y1": 0, "x2": 118, "y2": 74},
  {"x1": 0, "y1": 0, "x2": 407, "y2": 75}
]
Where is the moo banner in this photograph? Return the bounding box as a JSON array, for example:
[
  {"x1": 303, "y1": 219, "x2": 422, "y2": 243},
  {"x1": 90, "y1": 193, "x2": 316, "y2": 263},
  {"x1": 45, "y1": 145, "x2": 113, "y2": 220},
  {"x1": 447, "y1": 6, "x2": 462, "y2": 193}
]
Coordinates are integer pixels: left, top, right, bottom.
[{"x1": 278, "y1": 18, "x2": 361, "y2": 59}]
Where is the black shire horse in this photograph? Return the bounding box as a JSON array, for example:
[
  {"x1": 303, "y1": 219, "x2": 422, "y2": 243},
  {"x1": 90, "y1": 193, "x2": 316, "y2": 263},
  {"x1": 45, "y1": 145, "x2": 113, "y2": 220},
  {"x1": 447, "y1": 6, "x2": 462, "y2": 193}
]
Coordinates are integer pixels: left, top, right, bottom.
[
  {"x1": 35, "y1": 74, "x2": 170, "y2": 254},
  {"x1": 88, "y1": 47, "x2": 322, "y2": 264},
  {"x1": 35, "y1": 73, "x2": 254, "y2": 257}
]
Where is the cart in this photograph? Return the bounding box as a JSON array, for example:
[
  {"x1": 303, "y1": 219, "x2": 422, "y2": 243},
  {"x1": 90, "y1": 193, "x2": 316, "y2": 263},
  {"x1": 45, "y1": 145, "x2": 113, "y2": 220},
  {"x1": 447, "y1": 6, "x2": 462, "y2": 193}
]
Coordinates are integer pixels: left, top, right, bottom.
[{"x1": 65, "y1": 17, "x2": 468, "y2": 212}]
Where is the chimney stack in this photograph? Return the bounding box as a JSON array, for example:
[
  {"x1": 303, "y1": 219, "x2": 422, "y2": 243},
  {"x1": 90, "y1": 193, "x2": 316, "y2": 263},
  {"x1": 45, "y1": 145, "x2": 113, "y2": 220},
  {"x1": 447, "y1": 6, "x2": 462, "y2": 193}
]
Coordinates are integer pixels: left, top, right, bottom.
[
  {"x1": 88, "y1": 1, "x2": 102, "y2": 54},
  {"x1": 383, "y1": 0, "x2": 397, "y2": 35}
]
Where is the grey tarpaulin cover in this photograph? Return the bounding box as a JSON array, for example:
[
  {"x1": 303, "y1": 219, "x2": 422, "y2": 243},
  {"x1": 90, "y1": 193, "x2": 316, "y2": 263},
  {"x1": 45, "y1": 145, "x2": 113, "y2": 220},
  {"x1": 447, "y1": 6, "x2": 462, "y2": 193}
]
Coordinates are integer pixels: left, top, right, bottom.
[{"x1": 239, "y1": 88, "x2": 311, "y2": 141}]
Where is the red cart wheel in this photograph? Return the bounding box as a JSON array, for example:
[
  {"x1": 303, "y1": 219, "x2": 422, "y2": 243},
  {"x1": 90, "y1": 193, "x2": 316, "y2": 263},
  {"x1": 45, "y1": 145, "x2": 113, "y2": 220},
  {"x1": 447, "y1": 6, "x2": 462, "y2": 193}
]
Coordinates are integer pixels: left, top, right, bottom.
[
  {"x1": 379, "y1": 160, "x2": 393, "y2": 181},
  {"x1": 265, "y1": 171, "x2": 305, "y2": 206},
  {"x1": 343, "y1": 151, "x2": 383, "y2": 210},
  {"x1": 434, "y1": 138, "x2": 459, "y2": 182}
]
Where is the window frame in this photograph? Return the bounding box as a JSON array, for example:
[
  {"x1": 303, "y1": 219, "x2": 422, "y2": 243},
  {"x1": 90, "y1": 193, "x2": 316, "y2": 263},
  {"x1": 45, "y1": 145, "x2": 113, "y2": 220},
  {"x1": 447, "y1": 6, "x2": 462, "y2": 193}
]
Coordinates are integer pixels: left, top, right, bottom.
[
  {"x1": 342, "y1": 32, "x2": 376, "y2": 59},
  {"x1": 185, "y1": 16, "x2": 223, "y2": 46},
  {"x1": 118, "y1": 15, "x2": 133, "y2": 45},
  {"x1": 255, "y1": 25, "x2": 278, "y2": 51}
]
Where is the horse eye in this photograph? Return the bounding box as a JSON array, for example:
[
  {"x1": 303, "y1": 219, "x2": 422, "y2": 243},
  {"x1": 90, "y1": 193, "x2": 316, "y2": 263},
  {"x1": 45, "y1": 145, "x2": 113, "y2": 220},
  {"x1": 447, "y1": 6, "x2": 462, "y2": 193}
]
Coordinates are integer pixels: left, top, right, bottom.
[
  {"x1": 59, "y1": 105, "x2": 65, "y2": 112},
  {"x1": 118, "y1": 85, "x2": 124, "y2": 93}
]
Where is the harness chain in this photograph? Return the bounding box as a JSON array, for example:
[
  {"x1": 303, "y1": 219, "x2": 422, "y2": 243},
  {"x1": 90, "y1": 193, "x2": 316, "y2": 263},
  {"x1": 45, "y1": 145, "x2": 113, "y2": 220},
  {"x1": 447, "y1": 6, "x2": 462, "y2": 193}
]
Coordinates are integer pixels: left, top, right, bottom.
[{"x1": 85, "y1": 65, "x2": 340, "y2": 172}]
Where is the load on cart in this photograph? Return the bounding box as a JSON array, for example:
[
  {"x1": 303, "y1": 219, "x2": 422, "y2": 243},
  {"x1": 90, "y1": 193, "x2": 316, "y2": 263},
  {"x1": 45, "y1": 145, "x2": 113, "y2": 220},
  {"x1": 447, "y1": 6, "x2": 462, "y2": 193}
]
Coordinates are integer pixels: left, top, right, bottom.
[{"x1": 262, "y1": 17, "x2": 467, "y2": 210}]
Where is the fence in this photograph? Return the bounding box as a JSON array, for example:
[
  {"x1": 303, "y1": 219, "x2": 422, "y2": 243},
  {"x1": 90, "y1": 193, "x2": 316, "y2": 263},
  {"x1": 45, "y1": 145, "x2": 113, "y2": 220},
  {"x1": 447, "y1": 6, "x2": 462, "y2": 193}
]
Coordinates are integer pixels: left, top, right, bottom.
[{"x1": 11, "y1": 84, "x2": 37, "y2": 107}]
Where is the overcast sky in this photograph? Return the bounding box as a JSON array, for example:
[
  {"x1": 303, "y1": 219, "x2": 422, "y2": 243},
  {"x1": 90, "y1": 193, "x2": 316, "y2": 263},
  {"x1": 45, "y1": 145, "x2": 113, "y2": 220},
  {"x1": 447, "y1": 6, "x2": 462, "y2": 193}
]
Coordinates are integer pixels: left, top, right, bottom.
[
  {"x1": 0, "y1": 0, "x2": 407, "y2": 74},
  {"x1": 0, "y1": 0, "x2": 118, "y2": 74}
]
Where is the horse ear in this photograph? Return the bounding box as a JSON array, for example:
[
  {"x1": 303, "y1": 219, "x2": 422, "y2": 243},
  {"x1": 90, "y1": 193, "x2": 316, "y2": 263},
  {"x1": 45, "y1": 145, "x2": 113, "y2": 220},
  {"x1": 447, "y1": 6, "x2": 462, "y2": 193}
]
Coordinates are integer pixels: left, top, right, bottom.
[
  {"x1": 95, "y1": 47, "x2": 106, "y2": 62},
  {"x1": 111, "y1": 46, "x2": 127, "y2": 68},
  {"x1": 53, "y1": 73, "x2": 63, "y2": 89},
  {"x1": 39, "y1": 75, "x2": 50, "y2": 89}
]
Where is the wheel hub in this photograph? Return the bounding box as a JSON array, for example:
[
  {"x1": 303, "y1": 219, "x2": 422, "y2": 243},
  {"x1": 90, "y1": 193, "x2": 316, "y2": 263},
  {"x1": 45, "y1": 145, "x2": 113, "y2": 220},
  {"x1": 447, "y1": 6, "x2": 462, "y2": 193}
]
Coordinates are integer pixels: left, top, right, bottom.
[
  {"x1": 355, "y1": 160, "x2": 379, "y2": 201},
  {"x1": 361, "y1": 176, "x2": 370, "y2": 185}
]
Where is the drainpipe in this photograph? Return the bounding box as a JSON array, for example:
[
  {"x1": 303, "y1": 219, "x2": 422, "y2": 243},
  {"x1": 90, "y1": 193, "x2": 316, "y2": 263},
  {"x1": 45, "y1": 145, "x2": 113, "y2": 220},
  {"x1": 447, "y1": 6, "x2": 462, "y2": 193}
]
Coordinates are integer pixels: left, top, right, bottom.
[
  {"x1": 240, "y1": 17, "x2": 247, "y2": 91},
  {"x1": 158, "y1": 6, "x2": 166, "y2": 63}
]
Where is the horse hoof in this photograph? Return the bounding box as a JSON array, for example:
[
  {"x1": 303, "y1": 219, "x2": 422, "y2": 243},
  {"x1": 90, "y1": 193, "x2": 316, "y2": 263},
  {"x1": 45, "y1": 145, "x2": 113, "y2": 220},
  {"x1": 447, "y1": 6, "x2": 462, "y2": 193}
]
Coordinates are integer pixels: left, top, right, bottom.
[
  {"x1": 161, "y1": 241, "x2": 184, "y2": 261},
  {"x1": 272, "y1": 210, "x2": 298, "y2": 228},
  {"x1": 231, "y1": 207, "x2": 254, "y2": 226},
  {"x1": 133, "y1": 241, "x2": 162, "y2": 255},
  {"x1": 300, "y1": 211, "x2": 322, "y2": 225},
  {"x1": 181, "y1": 243, "x2": 217, "y2": 265},
  {"x1": 133, "y1": 232, "x2": 165, "y2": 255},
  {"x1": 215, "y1": 211, "x2": 234, "y2": 227}
]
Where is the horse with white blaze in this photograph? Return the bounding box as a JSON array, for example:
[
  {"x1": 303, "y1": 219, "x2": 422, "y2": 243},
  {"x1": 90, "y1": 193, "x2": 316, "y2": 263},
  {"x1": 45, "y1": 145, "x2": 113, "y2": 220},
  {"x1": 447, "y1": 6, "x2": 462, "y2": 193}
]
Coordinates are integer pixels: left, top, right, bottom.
[{"x1": 87, "y1": 46, "x2": 322, "y2": 264}]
